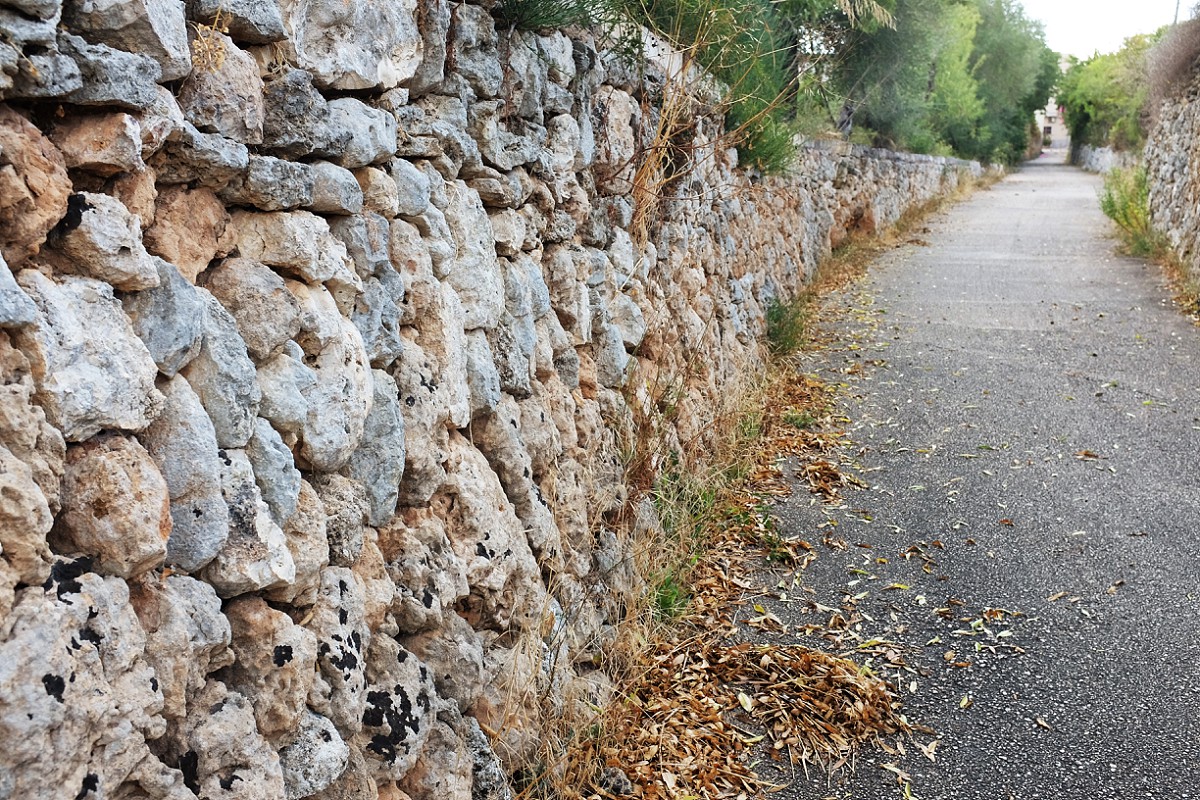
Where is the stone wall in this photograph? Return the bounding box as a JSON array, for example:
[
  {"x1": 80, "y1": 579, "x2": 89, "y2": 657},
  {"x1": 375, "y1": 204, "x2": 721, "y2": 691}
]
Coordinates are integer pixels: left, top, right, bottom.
[
  {"x1": 0, "y1": 2, "x2": 978, "y2": 798},
  {"x1": 1146, "y1": 76, "x2": 1200, "y2": 271},
  {"x1": 1074, "y1": 143, "x2": 1140, "y2": 173}
]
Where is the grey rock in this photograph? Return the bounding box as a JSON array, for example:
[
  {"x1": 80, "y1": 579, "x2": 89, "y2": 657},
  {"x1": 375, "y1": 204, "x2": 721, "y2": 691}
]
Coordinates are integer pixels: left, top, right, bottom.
[
  {"x1": 49, "y1": 191, "x2": 160, "y2": 290},
  {"x1": 188, "y1": 0, "x2": 287, "y2": 43},
  {"x1": 0, "y1": 253, "x2": 36, "y2": 328},
  {"x1": 181, "y1": 288, "x2": 261, "y2": 448},
  {"x1": 278, "y1": 0, "x2": 421, "y2": 90},
  {"x1": 122, "y1": 256, "x2": 205, "y2": 376},
  {"x1": 279, "y1": 711, "x2": 350, "y2": 799},
  {"x1": 330, "y1": 212, "x2": 391, "y2": 279},
  {"x1": 63, "y1": 0, "x2": 191, "y2": 80},
  {"x1": 464, "y1": 329, "x2": 501, "y2": 419},
  {"x1": 245, "y1": 416, "x2": 301, "y2": 526},
  {"x1": 136, "y1": 573, "x2": 234, "y2": 721},
  {"x1": 137, "y1": 85, "x2": 188, "y2": 157},
  {"x1": 326, "y1": 98, "x2": 397, "y2": 169},
  {"x1": 139, "y1": 374, "x2": 230, "y2": 571},
  {"x1": 219, "y1": 154, "x2": 315, "y2": 210},
  {"x1": 355, "y1": 635, "x2": 437, "y2": 780},
  {"x1": 0, "y1": 567, "x2": 167, "y2": 800},
  {"x1": 201, "y1": 447, "x2": 295, "y2": 596},
  {"x1": 228, "y1": 209, "x2": 359, "y2": 286},
  {"x1": 443, "y1": 181, "x2": 503, "y2": 330},
  {"x1": 266, "y1": 478, "x2": 328, "y2": 606},
  {"x1": 255, "y1": 345, "x2": 315, "y2": 443},
  {"x1": 345, "y1": 369, "x2": 405, "y2": 526},
  {"x1": 306, "y1": 566, "x2": 369, "y2": 734},
  {"x1": 147, "y1": 121, "x2": 250, "y2": 189},
  {"x1": 60, "y1": 33, "x2": 162, "y2": 110},
  {"x1": 204, "y1": 256, "x2": 302, "y2": 361},
  {"x1": 14, "y1": 270, "x2": 163, "y2": 441},
  {"x1": 402, "y1": 611, "x2": 483, "y2": 710},
  {"x1": 2, "y1": 0, "x2": 59, "y2": 21},
  {"x1": 447, "y1": 2, "x2": 500, "y2": 98},
  {"x1": 260, "y1": 67, "x2": 348, "y2": 159},
  {"x1": 610, "y1": 291, "x2": 646, "y2": 349},
  {"x1": 469, "y1": 100, "x2": 540, "y2": 171},
  {"x1": 177, "y1": 31, "x2": 264, "y2": 143},
  {"x1": 351, "y1": 270, "x2": 405, "y2": 366},
  {"x1": 288, "y1": 282, "x2": 373, "y2": 471},
  {"x1": 354, "y1": 166, "x2": 399, "y2": 217},
  {"x1": 309, "y1": 161, "x2": 364, "y2": 215},
  {"x1": 8, "y1": 48, "x2": 83, "y2": 100},
  {"x1": 312, "y1": 474, "x2": 367, "y2": 567},
  {"x1": 463, "y1": 714, "x2": 513, "y2": 800},
  {"x1": 408, "y1": 0, "x2": 448, "y2": 96},
  {"x1": 487, "y1": 317, "x2": 532, "y2": 399},
  {"x1": 388, "y1": 157, "x2": 431, "y2": 216}
]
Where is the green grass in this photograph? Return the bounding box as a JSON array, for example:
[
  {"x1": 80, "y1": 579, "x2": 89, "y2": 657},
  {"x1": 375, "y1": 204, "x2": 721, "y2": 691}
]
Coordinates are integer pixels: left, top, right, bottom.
[
  {"x1": 1099, "y1": 166, "x2": 1165, "y2": 257},
  {"x1": 765, "y1": 295, "x2": 809, "y2": 356}
]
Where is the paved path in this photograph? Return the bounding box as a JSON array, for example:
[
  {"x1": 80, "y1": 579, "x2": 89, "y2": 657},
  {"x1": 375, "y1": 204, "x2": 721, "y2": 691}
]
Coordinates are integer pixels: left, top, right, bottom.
[{"x1": 774, "y1": 157, "x2": 1200, "y2": 799}]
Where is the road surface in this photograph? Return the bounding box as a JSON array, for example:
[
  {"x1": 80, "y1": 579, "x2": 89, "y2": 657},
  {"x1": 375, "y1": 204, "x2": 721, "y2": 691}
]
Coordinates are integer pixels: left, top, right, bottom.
[{"x1": 771, "y1": 155, "x2": 1200, "y2": 799}]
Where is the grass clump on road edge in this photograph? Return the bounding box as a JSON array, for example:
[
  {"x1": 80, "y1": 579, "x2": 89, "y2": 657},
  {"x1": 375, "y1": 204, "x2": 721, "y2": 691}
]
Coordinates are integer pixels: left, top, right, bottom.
[{"x1": 1100, "y1": 165, "x2": 1200, "y2": 314}]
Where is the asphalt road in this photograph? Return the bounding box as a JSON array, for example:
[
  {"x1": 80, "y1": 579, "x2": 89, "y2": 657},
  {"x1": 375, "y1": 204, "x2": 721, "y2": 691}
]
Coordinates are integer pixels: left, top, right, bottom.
[{"x1": 769, "y1": 154, "x2": 1200, "y2": 799}]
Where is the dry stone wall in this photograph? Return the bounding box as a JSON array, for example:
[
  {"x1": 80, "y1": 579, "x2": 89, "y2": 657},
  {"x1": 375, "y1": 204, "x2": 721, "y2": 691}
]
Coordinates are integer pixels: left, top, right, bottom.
[
  {"x1": 1146, "y1": 75, "x2": 1200, "y2": 272},
  {"x1": 0, "y1": 1, "x2": 978, "y2": 798},
  {"x1": 1074, "y1": 143, "x2": 1139, "y2": 173}
]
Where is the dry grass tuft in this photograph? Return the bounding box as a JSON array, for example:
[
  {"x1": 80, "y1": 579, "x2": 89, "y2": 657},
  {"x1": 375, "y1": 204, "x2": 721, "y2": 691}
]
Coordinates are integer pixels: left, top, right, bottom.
[{"x1": 1147, "y1": 18, "x2": 1200, "y2": 123}]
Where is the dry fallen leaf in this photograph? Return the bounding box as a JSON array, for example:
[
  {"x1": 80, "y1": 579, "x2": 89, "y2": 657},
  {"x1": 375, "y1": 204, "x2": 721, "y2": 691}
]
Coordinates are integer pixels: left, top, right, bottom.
[
  {"x1": 918, "y1": 739, "x2": 940, "y2": 762},
  {"x1": 1036, "y1": 717, "x2": 1052, "y2": 731},
  {"x1": 999, "y1": 518, "x2": 1014, "y2": 527},
  {"x1": 1048, "y1": 591, "x2": 1068, "y2": 602}
]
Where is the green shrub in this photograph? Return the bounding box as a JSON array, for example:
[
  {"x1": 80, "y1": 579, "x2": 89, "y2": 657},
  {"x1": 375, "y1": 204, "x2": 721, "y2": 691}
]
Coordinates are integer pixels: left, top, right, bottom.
[
  {"x1": 765, "y1": 295, "x2": 808, "y2": 356},
  {"x1": 1099, "y1": 166, "x2": 1165, "y2": 256}
]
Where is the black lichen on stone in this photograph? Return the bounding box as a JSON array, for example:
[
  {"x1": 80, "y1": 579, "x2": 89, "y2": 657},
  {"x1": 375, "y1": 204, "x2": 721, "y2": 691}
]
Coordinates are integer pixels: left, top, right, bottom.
[
  {"x1": 42, "y1": 674, "x2": 65, "y2": 702},
  {"x1": 44, "y1": 557, "x2": 94, "y2": 602},
  {"x1": 273, "y1": 645, "x2": 294, "y2": 666}
]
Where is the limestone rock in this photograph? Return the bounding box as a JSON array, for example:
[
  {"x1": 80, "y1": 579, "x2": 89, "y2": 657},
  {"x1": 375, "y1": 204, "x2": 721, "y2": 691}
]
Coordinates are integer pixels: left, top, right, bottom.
[
  {"x1": 356, "y1": 167, "x2": 400, "y2": 217},
  {"x1": 138, "y1": 85, "x2": 188, "y2": 157},
  {"x1": 220, "y1": 155, "x2": 315, "y2": 211},
  {"x1": 388, "y1": 158, "x2": 431, "y2": 217},
  {"x1": 255, "y1": 344, "x2": 316, "y2": 444},
  {"x1": 245, "y1": 416, "x2": 301, "y2": 526},
  {"x1": 0, "y1": 253, "x2": 37, "y2": 328},
  {"x1": 446, "y1": 3, "x2": 500, "y2": 99},
  {"x1": 312, "y1": 474, "x2": 367, "y2": 568},
  {"x1": 308, "y1": 744, "x2": 377, "y2": 800},
  {"x1": 287, "y1": 281, "x2": 374, "y2": 471},
  {"x1": 201, "y1": 448, "x2": 296, "y2": 597},
  {"x1": 468, "y1": 101, "x2": 539, "y2": 172},
  {"x1": 464, "y1": 330, "x2": 501, "y2": 419},
  {"x1": 0, "y1": 327, "x2": 66, "y2": 517},
  {"x1": 402, "y1": 611, "x2": 483, "y2": 711},
  {"x1": 146, "y1": 120, "x2": 250, "y2": 189},
  {"x1": 310, "y1": 161, "x2": 365, "y2": 215},
  {"x1": 130, "y1": 573, "x2": 233, "y2": 721},
  {"x1": 260, "y1": 67, "x2": 347, "y2": 159},
  {"x1": 143, "y1": 184, "x2": 229, "y2": 282},
  {"x1": 377, "y1": 509, "x2": 468, "y2": 635},
  {"x1": 60, "y1": 33, "x2": 163, "y2": 110},
  {"x1": 279, "y1": 711, "x2": 351, "y2": 799},
  {"x1": 182, "y1": 288, "x2": 262, "y2": 448},
  {"x1": 430, "y1": 433, "x2": 543, "y2": 632},
  {"x1": 188, "y1": 0, "x2": 287, "y2": 44},
  {"x1": 139, "y1": 374, "x2": 230, "y2": 572},
  {"x1": 265, "y1": 478, "x2": 328, "y2": 606},
  {"x1": 278, "y1": 0, "x2": 421, "y2": 91},
  {"x1": 14, "y1": 270, "x2": 163, "y2": 441},
  {"x1": 306, "y1": 567, "x2": 369, "y2": 735},
  {"x1": 350, "y1": 530, "x2": 394, "y2": 632},
  {"x1": 178, "y1": 31, "x2": 264, "y2": 144},
  {"x1": 204, "y1": 256, "x2": 302, "y2": 361},
  {"x1": 327, "y1": 98, "x2": 397, "y2": 169},
  {"x1": 122, "y1": 256, "x2": 205, "y2": 376},
  {"x1": 443, "y1": 181, "x2": 503, "y2": 330},
  {"x1": 407, "y1": 0, "x2": 448, "y2": 96},
  {"x1": 221, "y1": 595, "x2": 318, "y2": 744},
  {"x1": 345, "y1": 370, "x2": 405, "y2": 526},
  {"x1": 0, "y1": 565, "x2": 166, "y2": 800},
  {"x1": 53, "y1": 434, "x2": 170, "y2": 579},
  {"x1": 48, "y1": 112, "x2": 145, "y2": 176},
  {"x1": 228, "y1": 209, "x2": 358, "y2": 286},
  {"x1": 161, "y1": 679, "x2": 286, "y2": 799},
  {"x1": 395, "y1": 717, "x2": 471, "y2": 800},
  {"x1": 62, "y1": 0, "x2": 191, "y2": 81},
  {"x1": 354, "y1": 635, "x2": 437, "y2": 781},
  {"x1": 591, "y1": 86, "x2": 638, "y2": 195},
  {"x1": 0, "y1": 443, "x2": 53, "y2": 583},
  {"x1": 0, "y1": 105, "x2": 72, "y2": 268},
  {"x1": 48, "y1": 192, "x2": 160, "y2": 290}
]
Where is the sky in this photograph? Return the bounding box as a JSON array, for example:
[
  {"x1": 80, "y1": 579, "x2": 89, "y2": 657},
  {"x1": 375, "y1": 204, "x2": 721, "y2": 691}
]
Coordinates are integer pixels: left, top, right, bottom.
[{"x1": 1017, "y1": 0, "x2": 1188, "y2": 57}]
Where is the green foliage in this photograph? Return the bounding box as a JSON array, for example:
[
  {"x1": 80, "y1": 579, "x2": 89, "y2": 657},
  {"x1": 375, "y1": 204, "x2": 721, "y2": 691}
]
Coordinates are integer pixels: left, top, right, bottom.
[
  {"x1": 1060, "y1": 33, "x2": 1160, "y2": 151},
  {"x1": 1100, "y1": 166, "x2": 1165, "y2": 256},
  {"x1": 765, "y1": 295, "x2": 809, "y2": 356},
  {"x1": 496, "y1": 0, "x2": 616, "y2": 30}
]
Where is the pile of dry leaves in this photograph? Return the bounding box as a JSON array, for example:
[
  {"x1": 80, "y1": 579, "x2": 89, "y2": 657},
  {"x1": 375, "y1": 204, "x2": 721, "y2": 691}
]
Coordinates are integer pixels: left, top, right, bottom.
[{"x1": 562, "y1": 370, "x2": 910, "y2": 799}]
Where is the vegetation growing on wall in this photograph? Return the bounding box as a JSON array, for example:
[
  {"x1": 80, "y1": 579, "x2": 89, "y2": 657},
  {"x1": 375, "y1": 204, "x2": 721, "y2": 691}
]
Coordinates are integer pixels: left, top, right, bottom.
[{"x1": 499, "y1": 0, "x2": 1057, "y2": 170}]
